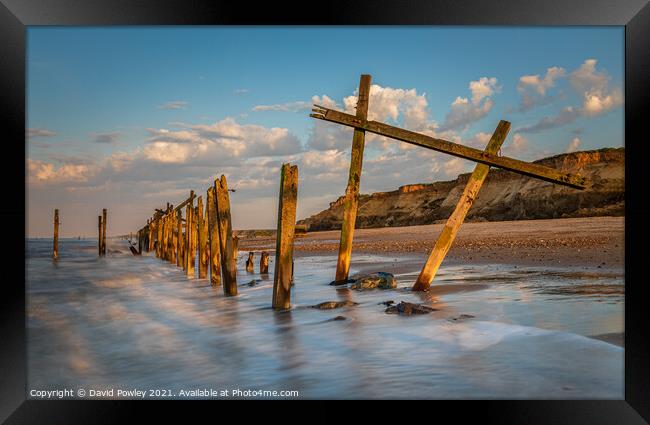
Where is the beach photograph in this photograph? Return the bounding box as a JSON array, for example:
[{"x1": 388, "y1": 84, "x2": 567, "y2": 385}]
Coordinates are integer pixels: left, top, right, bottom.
[{"x1": 26, "y1": 26, "x2": 624, "y2": 400}]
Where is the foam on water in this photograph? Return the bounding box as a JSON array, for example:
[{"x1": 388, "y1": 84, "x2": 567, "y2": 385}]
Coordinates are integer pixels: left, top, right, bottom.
[{"x1": 26, "y1": 239, "x2": 623, "y2": 399}]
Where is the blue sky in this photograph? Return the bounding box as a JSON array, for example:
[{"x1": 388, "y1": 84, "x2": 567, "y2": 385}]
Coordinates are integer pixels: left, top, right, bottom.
[{"x1": 27, "y1": 27, "x2": 624, "y2": 237}]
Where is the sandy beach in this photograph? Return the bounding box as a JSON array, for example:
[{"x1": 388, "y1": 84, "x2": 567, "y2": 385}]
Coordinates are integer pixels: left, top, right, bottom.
[{"x1": 240, "y1": 216, "x2": 624, "y2": 270}]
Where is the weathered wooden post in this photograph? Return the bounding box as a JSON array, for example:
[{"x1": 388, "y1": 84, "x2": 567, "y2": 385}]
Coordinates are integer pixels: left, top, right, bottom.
[
  {"x1": 156, "y1": 215, "x2": 163, "y2": 258},
  {"x1": 101, "y1": 208, "x2": 107, "y2": 255},
  {"x1": 272, "y1": 163, "x2": 299, "y2": 310},
  {"x1": 206, "y1": 187, "x2": 222, "y2": 286},
  {"x1": 98, "y1": 215, "x2": 102, "y2": 256},
  {"x1": 148, "y1": 218, "x2": 154, "y2": 252},
  {"x1": 191, "y1": 206, "x2": 199, "y2": 275},
  {"x1": 215, "y1": 175, "x2": 237, "y2": 295},
  {"x1": 52, "y1": 209, "x2": 59, "y2": 260},
  {"x1": 412, "y1": 120, "x2": 511, "y2": 291},
  {"x1": 335, "y1": 74, "x2": 371, "y2": 283},
  {"x1": 246, "y1": 252, "x2": 255, "y2": 273},
  {"x1": 167, "y1": 208, "x2": 175, "y2": 263},
  {"x1": 232, "y1": 235, "x2": 239, "y2": 268},
  {"x1": 176, "y1": 210, "x2": 183, "y2": 267},
  {"x1": 185, "y1": 191, "x2": 195, "y2": 277},
  {"x1": 197, "y1": 196, "x2": 208, "y2": 279},
  {"x1": 260, "y1": 251, "x2": 269, "y2": 274}
]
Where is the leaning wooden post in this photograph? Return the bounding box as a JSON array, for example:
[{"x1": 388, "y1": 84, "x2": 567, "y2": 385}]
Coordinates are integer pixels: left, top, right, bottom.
[
  {"x1": 52, "y1": 209, "x2": 59, "y2": 260},
  {"x1": 197, "y1": 196, "x2": 208, "y2": 279},
  {"x1": 246, "y1": 252, "x2": 255, "y2": 273},
  {"x1": 101, "y1": 208, "x2": 107, "y2": 255},
  {"x1": 215, "y1": 175, "x2": 237, "y2": 295},
  {"x1": 98, "y1": 215, "x2": 102, "y2": 256},
  {"x1": 206, "y1": 187, "x2": 222, "y2": 286},
  {"x1": 412, "y1": 120, "x2": 511, "y2": 291},
  {"x1": 185, "y1": 191, "x2": 195, "y2": 277},
  {"x1": 335, "y1": 74, "x2": 371, "y2": 282},
  {"x1": 260, "y1": 251, "x2": 269, "y2": 274},
  {"x1": 272, "y1": 163, "x2": 299, "y2": 310}
]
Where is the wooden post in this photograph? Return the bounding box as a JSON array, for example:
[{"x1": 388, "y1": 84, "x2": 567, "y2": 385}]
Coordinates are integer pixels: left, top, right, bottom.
[
  {"x1": 156, "y1": 215, "x2": 163, "y2": 258},
  {"x1": 207, "y1": 187, "x2": 222, "y2": 286},
  {"x1": 148, "y1": 219, "x2": 154, "y2": 252},
  {"x1": 101, "y1": 208, "x2": 107, "y2": 255},
  {"x1": 272, "y1": 163, "x2": 299, "y2": 310},
  {"x1": 191, "y1": 206, "x2": 199, "y2": 276},
  {"x1": 260, "y1": 251, "x2": 269, "y2": 274},
  {"x1": 335, "y1": 74, "x2": 371, "y2": 282},
  {"x1": 98, "y1": 215, "x2": 102, "y2": 256},
  {"x1": 176, "y1": 210, "x2": 182, "y2": 267},
  {"x1": 246, "y1": 252, "x2": 255, "y2": 273},
  {"x1": 412, "y1": 120, "x2": 511, "y2": 291},
  {"x1": 197, "y1": 196, "x2": 208, "y2": 279},
  {"x1": 232, "y1": 235, "x2": 239, "y2": 268},
  {"x1": 215, "y1": 175, "x2": 237, "y2": 295},
  {"x1": 185, "y1": 191, "x2": 194, "y2": 277},
  {"x1": 52, "y1": 209, "x2": 59, "y2": 260}
]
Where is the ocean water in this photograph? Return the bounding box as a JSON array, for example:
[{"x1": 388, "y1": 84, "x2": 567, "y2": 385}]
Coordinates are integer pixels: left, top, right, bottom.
[{"x1": 26, "y1": 238, "x2": 624, "y2": 399}]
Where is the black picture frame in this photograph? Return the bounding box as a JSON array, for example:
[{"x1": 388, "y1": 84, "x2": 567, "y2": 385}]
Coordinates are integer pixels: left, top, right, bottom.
[{"x1": 3, "y1": 0, "x2": 649, "y2": 422}]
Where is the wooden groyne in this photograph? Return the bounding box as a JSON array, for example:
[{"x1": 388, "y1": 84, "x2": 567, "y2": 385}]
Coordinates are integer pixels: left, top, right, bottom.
[{"x1": 125, "y1": 73, "x2": 587, "y2": 306}]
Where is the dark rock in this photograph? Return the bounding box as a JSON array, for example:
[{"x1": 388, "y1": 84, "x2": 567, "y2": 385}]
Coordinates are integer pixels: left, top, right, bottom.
[
  {"x1": 247, "y1": 279, "x2": 260, "y2": 287},
  {"x1": 448, "y1": 314, "x2": 475, "y2": 322},
  {"x1": 349, "y1": 272, "x2": 397, "y2": 290},
  {"x1": 379, "y1": 300, "x2": 395, "y2": 306},
  {"x1": 332, "y1": 315, "x2": 346, "y2": 321},
  {"x1": 385, "y1": 301, "x2": 436, "y2": 315},
  {"x1": 329, "y1": 278, "x2": 356, "y2": 286},
  {"x1": 312, "y1": 300, "x2": 358, "y2": 310}
]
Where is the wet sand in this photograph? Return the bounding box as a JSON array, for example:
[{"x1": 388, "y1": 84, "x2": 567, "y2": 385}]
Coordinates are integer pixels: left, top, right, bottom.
[{"x1": 240, "y1": 216, "x2": 624, "y2": 270}]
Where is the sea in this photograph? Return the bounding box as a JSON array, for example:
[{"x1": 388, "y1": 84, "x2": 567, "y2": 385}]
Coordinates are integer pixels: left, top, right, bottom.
[{"x1": 26, "y1": 238, "x2": 624, "y2": 399}]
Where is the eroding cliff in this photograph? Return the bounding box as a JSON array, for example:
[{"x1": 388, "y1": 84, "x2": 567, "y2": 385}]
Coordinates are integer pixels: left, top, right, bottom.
[{"x1": 298, "y1": 148, "x2": 624, "y2": 231}]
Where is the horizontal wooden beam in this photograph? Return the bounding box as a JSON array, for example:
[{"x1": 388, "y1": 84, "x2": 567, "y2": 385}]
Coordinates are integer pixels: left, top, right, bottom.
[{"x1": 310, "y1": 106, "x2": 587, "y2": 190}]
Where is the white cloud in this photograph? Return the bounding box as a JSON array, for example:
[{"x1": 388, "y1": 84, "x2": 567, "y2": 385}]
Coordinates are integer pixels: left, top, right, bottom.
[
  {"x1": 157, "y1": 101, "x2": 189, "y2": 110},
  {"x1": 440, "y1": 77, "x2": 500, "y2": 131},
  {"x1": 252, "y1": 101, "x2": 311, "y2": 112},
  {"x1": 27, "y1": 128, "x2": 57, "y2": 138},
  {"x1": 28, "y1": 159, "x2": 93, "y2": 184},
  {"x1": 566, "y1": 137, "x2": 582, "y2": 153},
  {"x1": 519, "y1": 67, "x2": 566, "y2": 96},
  {"x1": 515, "y1": 67, "x2": 566, "y2": 112}
]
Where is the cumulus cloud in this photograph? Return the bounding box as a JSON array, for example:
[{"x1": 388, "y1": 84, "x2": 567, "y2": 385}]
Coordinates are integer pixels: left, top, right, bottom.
[
  {"x1": 515, "y1": 66, "x2": 566, "y2": 112},
  {"x1": 28, "y1": 159, "x2": 93, "y2": 184},
  {"x1": 252, "y1": 101, "x2": 311, "y2": 112},
  {"x1": 157, "y1": 101, "x2": 189, "y2": 110},
  {"x1": 440, "y1": 77, "x2": 500, "y2": 131},
  {"x1": 517, "y1": 59, "x2": 622, "y2": 134},
  {"x1": 309, "y1": 85, "x2": 440, "y2": 151},
  {"x1": 566, "y1": 137, "x2": 582, "y2": 153},
  {"x1": 27, "y1": 128, "x2": 57, "y2": 138},
  {"x1": 91, "y1": 132, "x2": 121, "y2": 144}
]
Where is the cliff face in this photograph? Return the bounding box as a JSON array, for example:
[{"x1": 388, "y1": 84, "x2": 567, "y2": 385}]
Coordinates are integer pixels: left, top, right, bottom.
[{"x1": 298, "y1": 148, "x2": 624, "y2": 231}]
